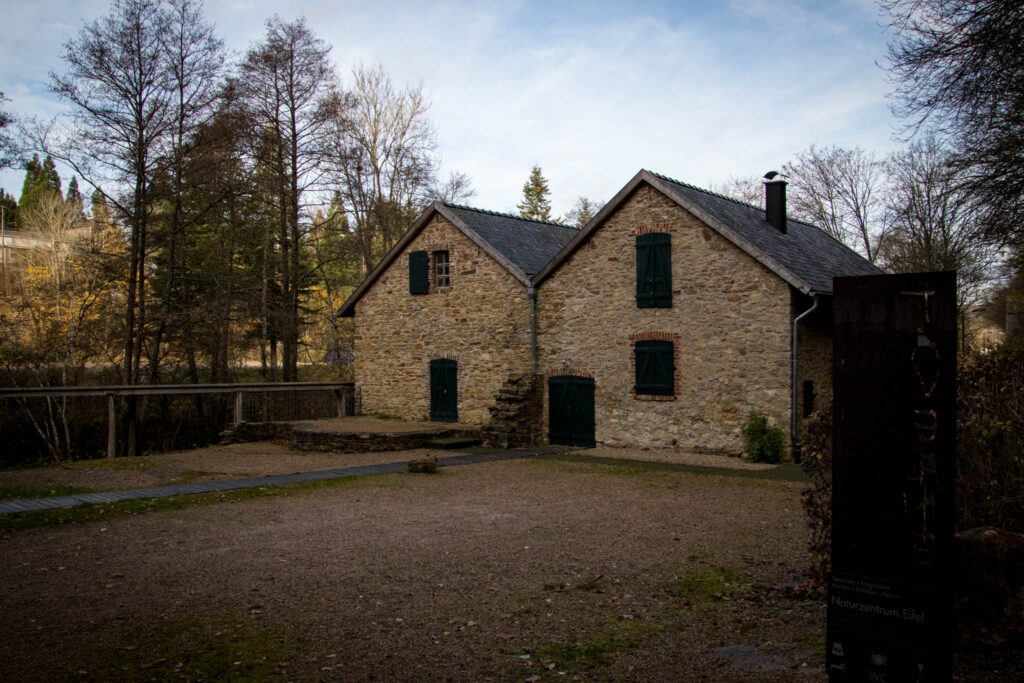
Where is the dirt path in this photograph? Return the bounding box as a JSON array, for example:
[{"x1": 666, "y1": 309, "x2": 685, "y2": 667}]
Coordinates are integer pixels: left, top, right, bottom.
[
  {"x1": 0, "y1": 442, "x2": 433, "y2": 494},
  {"x1": 1, "y1": 456, "x2": 821, "y2": 681},
  {"x1": 0, "y1": 442, "x2": 771, "y2": 498}
]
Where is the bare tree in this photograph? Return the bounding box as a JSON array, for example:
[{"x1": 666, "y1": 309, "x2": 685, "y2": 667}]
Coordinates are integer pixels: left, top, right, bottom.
[
  {"x1": 2, "y1": 191, "x2": 122, "y2": 460},
  {"x1": 45, "y1": 0, "x2": 179, "y2": 455},
  {"x1": 783, "y1": 145, "x2": 887, "y2": 262},
  {"x1": 878, "y1": 136, "x2": 998, "y2": 307},
  {"x1": 711, "y1": 175, "x2": 764, "y2": 208},
  {"x1": 331, "y1": 64, "x2": 470, "y2": 274},
  {"x1": 239, "y1": 16, "x2": 340, "y2": 381},
  {"x1": 882, "y1": 0, "x2": 1024, "y2": 245},
  {"x1": 429, "y1": 171, "x2": 475, "y2": 205}
]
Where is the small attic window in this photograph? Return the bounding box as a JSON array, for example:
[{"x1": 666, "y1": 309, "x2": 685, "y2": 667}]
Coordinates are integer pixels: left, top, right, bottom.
[{"x1": 435, "y1": 250, "x2": 450, "y2": 288}]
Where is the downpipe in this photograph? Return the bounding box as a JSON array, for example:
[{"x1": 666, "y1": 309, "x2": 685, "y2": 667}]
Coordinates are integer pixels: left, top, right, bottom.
[
  {"x1": 791, "y1": 293, "x2": 820, "y2": 463},
  {"x1": 528, "y1": 285, "x2": 537, "y2": 374}
]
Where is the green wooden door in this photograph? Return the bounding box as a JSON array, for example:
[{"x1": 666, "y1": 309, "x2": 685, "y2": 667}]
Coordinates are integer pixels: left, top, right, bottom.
[
  {"x1": 430, "y1": 359, "x2": 458, "y2": 422},
  {"x1": 548, "y1": 375, "x2": 595, "y2": 447}
]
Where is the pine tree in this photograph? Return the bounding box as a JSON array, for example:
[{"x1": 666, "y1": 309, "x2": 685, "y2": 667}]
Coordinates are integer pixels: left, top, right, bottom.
[
  {"x1": 517, "y1": 165, "x2": 552, "y2": 221},
  {"x1": 20, "y1": 154, "x2": 62, "y2": 217},
  {"x1": 0, "y1": 188, "x2": 17, "y2": 230},
  {"x1": 66, "y1": 176, "x2": 83, "y2": 211},
  {"x1": 563, "y1": 196, "x2": 603, "y2": 227}
]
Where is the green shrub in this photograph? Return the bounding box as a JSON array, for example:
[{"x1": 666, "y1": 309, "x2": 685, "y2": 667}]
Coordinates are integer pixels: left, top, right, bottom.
[{"x1": 742, "y1": 411, "x2": 785, "y2": 463}]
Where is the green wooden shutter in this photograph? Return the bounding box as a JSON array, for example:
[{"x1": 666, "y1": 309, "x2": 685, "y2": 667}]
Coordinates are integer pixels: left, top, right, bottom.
[
  {"x1": 572, "y1": 378, "x2": 596, "y2": 448},
  {"x1": 636, "y1": 233, "x2": 671, "y2": 308},
  {"x1": 409, "y1": 250, "x2": 429, "y2": 294},
  {"x1": 548, "y1": 377, "x2": 570, "y2": 445},
  {"x1": 635, "y1": 340, "x2": 674, "y2": 395}
]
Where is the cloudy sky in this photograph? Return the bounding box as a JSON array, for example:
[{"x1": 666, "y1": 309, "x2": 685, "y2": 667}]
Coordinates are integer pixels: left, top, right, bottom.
[{"x1": 1, "y1": 0, "x2": 899, "y2": 217}]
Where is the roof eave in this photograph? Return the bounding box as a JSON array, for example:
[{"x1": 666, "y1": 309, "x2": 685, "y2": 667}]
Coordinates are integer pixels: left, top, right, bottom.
[
  {"x1": 435, "y1": 205, "x2": 531, "y2": 286},
  {"x1": 336, "y1": 202, "x2": 446, "y2": 318},
  {"x1": 643, "y1": 173, "x2": 816, "y2": 295},
  {"x1": 336, "y1": 201, "x2": 533, "y2": 318},
  {"x1": 531, "y1": 170, "x2": 649, "y2": 286},
  {"x1": 531, "y1": 170, "x2": 816, "y2": 294}
]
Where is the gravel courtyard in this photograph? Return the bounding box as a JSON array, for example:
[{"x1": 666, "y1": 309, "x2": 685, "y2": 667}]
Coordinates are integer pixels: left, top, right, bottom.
[{"x1": 1, "y1": 450, "x2": 822, "y2": 681}]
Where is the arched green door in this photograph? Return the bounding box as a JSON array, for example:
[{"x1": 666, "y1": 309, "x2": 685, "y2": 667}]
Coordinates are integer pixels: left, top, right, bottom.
[
  {"x1": 430, "y1": 359, "x2": 458, "y2": 422},
  {"x1": 548, "y1": 375, "x2": 595, "y2": 447}
]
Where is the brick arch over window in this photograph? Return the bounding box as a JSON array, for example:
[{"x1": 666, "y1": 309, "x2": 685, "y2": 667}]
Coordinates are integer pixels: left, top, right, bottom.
[
  {"x1": 629, "y1": 331, "x2": 680, "y2": 401},
  {"x1": 547, "y1": 367, "x2": 593, "y2": 379}
]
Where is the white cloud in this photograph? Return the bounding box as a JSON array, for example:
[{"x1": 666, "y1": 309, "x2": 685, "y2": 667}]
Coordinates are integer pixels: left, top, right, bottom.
[{"x1": 1, "y1": 0, "x2": 899, "y2": 219}]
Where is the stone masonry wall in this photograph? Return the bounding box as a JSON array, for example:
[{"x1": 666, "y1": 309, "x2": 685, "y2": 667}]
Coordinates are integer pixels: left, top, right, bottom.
[
  {"x1": 794, "y1": 293, "x2": 833, "y2": 442},
  {"x1": 536, "y1": 185, "x2": 793, "y2": 453},
  {"x1": 354, "y1": 215, "x2": 532, "y2": 425}
]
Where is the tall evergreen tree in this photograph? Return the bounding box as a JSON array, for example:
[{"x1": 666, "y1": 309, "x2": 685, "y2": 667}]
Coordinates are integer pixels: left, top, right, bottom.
[
  {"x1": 65, "y1": 177, "x2": 83, "y2": 213},
  {"x1": 0, "y1": 91, "x2": 17, "y2": 169},
  {"x1": 20, "y1": 154, "x2": 62, "y2": 217},
  {"x1": 0, "y1": 189, "x2": 18, "y2": 230},
  {"x1": 517, "y1": 165, "x2": 552, "y2": 221}
]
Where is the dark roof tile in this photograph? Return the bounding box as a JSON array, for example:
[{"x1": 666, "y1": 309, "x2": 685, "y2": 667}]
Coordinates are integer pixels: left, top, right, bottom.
[
  {"x1": 444, "y1": 204, "x2": 579, "y2": 277},
  {"x1": 648, "y1": 171, "x2": 881, "y2": 293}
]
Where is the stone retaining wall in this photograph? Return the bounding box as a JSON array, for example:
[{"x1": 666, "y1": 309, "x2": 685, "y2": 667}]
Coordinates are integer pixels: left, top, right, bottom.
[{"x1": 221, "y1": 421, "x2": 479, "y2": 453}]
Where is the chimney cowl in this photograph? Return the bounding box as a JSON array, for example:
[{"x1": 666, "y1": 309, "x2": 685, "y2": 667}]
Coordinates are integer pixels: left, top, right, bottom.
[{"x1": 764, "y1": 175, "x2": 787, "y2": 234}]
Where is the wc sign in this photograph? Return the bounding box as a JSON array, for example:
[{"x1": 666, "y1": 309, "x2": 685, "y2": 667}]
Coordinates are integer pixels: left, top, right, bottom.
[{"x1": 828, "y1": 273, "x2": 956, "y2": 682}]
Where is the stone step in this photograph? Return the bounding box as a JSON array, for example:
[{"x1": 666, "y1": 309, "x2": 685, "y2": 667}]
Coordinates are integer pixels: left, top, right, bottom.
[{"x1": 424, "y1": 436, "x2": 482, "y2": 449}]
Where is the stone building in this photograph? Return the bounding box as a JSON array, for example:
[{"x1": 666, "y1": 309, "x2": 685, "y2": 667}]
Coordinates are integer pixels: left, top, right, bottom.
[
  {"x1": 338, "y1": 170, "x2": 879, "y2": 455},
  {"x1": 337, "y1": 202, "x2": 577, "y2": 426}
]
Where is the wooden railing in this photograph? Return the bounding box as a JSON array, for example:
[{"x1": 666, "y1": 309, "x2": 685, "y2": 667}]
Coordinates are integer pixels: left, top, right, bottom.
[{"x1": 0, "y1": 382, "x2": 355, "y2": 458}]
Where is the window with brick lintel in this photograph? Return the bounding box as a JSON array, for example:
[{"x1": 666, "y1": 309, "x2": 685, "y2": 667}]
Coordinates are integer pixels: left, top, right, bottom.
[
  {"x1": 634, "y1": 339, "x2": 675, "y2": 396},
  {"x1": 636, "y1": 232, "x2": 672, "y2": 307}
]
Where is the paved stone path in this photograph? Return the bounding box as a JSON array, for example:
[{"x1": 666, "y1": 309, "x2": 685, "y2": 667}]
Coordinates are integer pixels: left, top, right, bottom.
[{"x1": 0, "y1": 448, "x2": 559, "y2": 515}]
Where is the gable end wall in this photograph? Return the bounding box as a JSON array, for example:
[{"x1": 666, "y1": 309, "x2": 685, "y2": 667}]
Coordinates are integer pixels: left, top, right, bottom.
[
  {"x1": 536, "y1": 185, "x2": 793, "y2": 453},
  {"x1": 353, "y1": 215, "x2": 532, "y2": 424}
]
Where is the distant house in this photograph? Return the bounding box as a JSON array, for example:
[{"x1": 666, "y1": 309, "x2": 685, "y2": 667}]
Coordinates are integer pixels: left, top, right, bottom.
[{"x1": 338, "y1": 169, "x2": 879, "y2": 456}]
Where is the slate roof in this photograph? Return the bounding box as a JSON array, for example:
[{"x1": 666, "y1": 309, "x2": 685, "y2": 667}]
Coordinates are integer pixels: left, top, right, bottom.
[
  {"x1": 444, "y1": 204, "x2": 579, "y2": 278},
  {"x1": 648, "y1": 172, "x2": 881, "y2": 293},
  {"x1": 533, "y1": 170, "x2": 881, "y2": 294},
  {"x1": 337, "y1": 201, "x2": 578, "y2": 317}
]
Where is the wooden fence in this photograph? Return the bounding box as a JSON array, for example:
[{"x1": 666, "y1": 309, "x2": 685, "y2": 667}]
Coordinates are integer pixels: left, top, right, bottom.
[{"x1": 0, "y1": 382, "x2": 355, "y2": 458}]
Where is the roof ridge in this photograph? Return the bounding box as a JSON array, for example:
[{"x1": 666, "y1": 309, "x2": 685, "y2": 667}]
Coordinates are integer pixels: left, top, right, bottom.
[
  {"x1": 645, "y1": 169, "x2": 768, "y2": 213},
  {"x1": 443, "y1": 202, "x2": 579, "y2": 230},
  {"x1": 644, "y1": 169, "x2": 824, "y2": 231}
]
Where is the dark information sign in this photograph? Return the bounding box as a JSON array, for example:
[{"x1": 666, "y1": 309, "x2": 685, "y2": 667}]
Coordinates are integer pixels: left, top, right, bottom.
[{"x1": 828, "y1": 272, "x2": 956, "y2": 682}]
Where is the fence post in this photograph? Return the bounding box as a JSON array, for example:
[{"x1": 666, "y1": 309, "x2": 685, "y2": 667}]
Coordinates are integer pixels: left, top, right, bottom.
[
  {"x1": 234, "y1": 391, "x2": 244, "y2": 425},
  {"x1": 106, "y1": 393, "x2": 116, "y2": 458}
]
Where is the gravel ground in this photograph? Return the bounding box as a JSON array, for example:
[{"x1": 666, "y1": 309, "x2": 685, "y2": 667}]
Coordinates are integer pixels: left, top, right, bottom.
[
  {"x1": 0, "y1": 442, "x2": 433, "y2": 493},
  {"x1": 1, "y1": 450, "x2": 1008, "y2": 681},
  {"x1": 0, "y1": 454, "x2": 822, "y2": 681}
]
